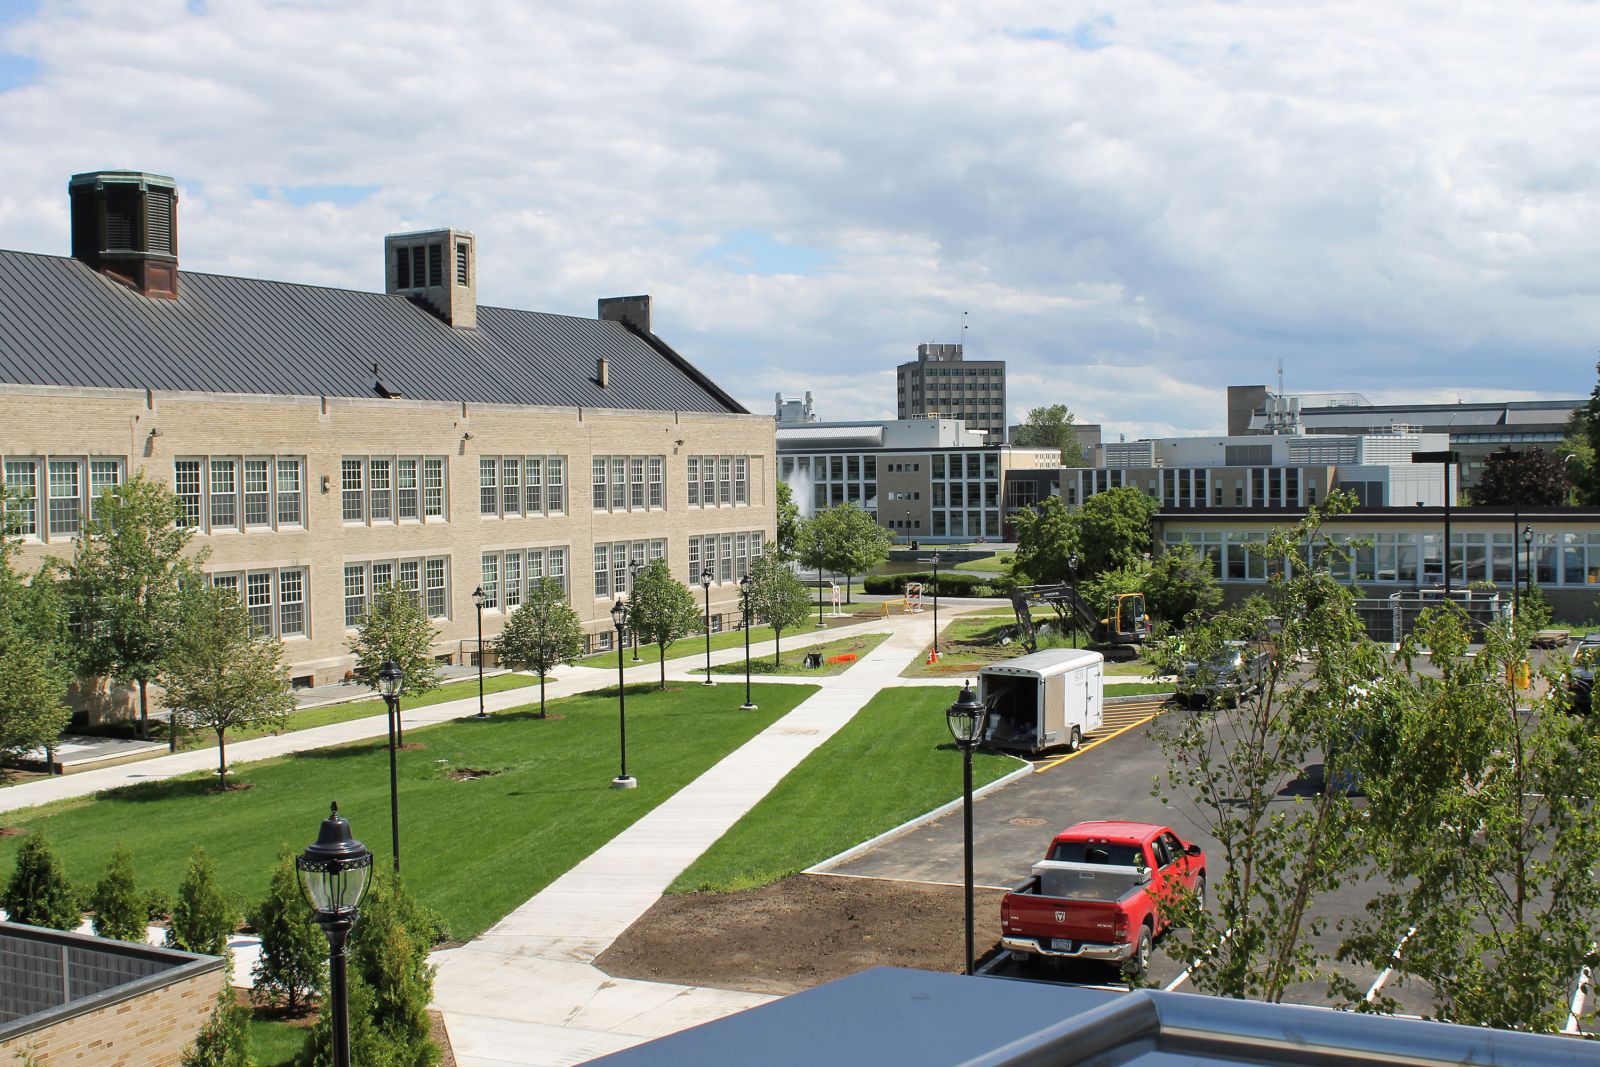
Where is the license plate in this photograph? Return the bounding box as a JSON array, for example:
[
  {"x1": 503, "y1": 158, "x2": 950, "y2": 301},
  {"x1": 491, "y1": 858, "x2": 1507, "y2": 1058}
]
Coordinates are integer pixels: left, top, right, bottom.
[{"x1": 1051, "y1": 938, "x2": 1076, "y2": 952}]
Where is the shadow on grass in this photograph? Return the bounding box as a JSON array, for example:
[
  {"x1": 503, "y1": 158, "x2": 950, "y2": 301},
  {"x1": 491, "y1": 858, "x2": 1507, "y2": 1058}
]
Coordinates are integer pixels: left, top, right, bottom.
[
  {"x1": 283, "y1": 738, "x2": 392, "y2": 762},
  {"x1": 97, "y1": 775, "x2": 231, "y2": 804}
]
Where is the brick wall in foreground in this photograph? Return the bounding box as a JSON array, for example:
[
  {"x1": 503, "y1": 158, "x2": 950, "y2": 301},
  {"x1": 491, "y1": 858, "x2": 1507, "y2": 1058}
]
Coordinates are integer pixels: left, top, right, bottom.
[{"x1": 0, "y1": 966, "x2": 224, "y2": 1067}]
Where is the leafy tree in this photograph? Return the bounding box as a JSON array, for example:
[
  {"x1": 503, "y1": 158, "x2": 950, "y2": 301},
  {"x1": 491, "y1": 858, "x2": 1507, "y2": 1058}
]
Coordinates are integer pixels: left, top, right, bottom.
[
  {"x1": 496, "y1": 579, "x2": 584, "y2": 717},
  {"x1": 168, "y1": 848, "x2": 238, "y2": 957},
  {"x1": 164, "y1": 584, "x2": 294, "y2": 790},
  {"x1": 1012, "y1": 403, "x2": 1087, "y2": 466},
  {"x1": 1470, "y1": 448, "x2": 1570, "y2": 506},
  {"x1": 0, "y1": 490, "x2": 76, "y2": 771},
  {"x1": 1011, "y1": 497, "x2": 1083, "y2": 633},
  {"x1": 1566, "y1": 359, "x2": 1600, "y2": 505},
  {"x1": 813, "y1": 503, "x2": 893, "y2": 604},
  {"x1": 627, "y1": 560, "x2": 701, "y2": 689},
  {"x1": 348, "y1": 581, "x2": 442, "y2": 697},
  {"x1": 747, "y1": 545, "x2": 813, "y2": 668},
  {"x1": 1336, "y1": 608, "x2": 1600, "y2": 1029},
  {"x1": 249, "y1": 852, "x2": 324, "y2": 1015},
  {"x1": 1075, "y1": 486, "x2": 1159, "y2": 577},
  {"x1": 90, "y1": 845, "x2": 147, "y2": 943},
  {"x1": 1144, "y1": 543, "x2": 1222, "y2": 627},
  {"x1": 774, "y1": 480, "x2": 802, "y2": 562},
  {"x1": 61, "y1": 471, "x2": 204, "y2": 747},
  {"x1": 1150, "y1": 496, "x2": 1379, "y2": 1001},
  {"x1": 182, "y1": 988, "x2": 255, "y2": 1067},
  {"x1": 1078, "y1": 565, "x2": 1146, "y2": 633},
  {"x1": 1521, "y1": 581, "x2": 1553, "y2": 629},
  {"x1": 2, "y1": 831, "x2": 80, "y2": 930},
  {"x1": 795, "y1": 514, "x2": 829, "y2": 592}
]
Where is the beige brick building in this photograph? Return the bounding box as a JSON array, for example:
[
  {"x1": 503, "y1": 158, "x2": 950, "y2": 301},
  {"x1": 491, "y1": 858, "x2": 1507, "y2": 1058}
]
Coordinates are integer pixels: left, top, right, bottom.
[{"x1": 0, "y1": 171, "x2": 774, "y2": 688}]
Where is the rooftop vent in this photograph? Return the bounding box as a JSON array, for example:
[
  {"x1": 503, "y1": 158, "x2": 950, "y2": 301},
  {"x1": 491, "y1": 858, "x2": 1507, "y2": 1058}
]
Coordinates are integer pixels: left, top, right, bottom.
[
  {"x1": 385, "y1": 228, "x2": 476, "y2": 328},
  {"x1": 68, "y1": 170, "x2": 180, "y2": 299},
  {"x1": 372, "y1": 362, "x2": 403, "y2": 399}
]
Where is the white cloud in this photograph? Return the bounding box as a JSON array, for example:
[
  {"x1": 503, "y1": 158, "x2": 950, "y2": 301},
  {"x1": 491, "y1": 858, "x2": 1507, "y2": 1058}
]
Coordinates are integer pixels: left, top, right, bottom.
[{"x1": 0, "y1": 0, "x2": 1595, "y2": 437}]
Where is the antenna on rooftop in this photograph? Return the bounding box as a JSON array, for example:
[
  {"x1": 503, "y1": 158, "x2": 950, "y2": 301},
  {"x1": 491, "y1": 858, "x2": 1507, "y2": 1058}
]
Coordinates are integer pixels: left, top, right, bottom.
[
  {"x1": 1276, "y1": 358, "x2": 1284, "y2": 398},
  {"x1": 959, "y1": 310, "x2": 968, "y2": 350}
]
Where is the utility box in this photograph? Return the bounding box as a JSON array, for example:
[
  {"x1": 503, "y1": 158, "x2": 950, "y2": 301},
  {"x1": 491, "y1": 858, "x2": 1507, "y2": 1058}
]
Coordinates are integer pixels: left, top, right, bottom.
[{"x1": 979, "y1": 648, "x2": 1104, "y2": 754}]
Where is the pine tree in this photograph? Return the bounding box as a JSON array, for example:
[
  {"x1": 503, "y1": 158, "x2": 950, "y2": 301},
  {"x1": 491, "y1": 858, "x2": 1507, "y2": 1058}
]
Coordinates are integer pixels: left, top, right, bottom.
[
  {"x1": 90, "y1": 845, "x2": 147, "y2": 943},
  {"x1": 249, "y1": 852, "x2": 324, "y2": 1014},
  {"x1": 348, "y1": 876, "x2": 441, "y2": 1067},
  {"x1": 2, "y1": 831, "x2": 80, "y2": 930},
  {"x1": 181, "y1": 988, "x2": 255, "y2": 1067},
  {"x1": 168, "y1": 848, "x2": 239, "y2": 957},
  {"x1": 299, "y1": 969, "x2": 396, "y2": 1067}
]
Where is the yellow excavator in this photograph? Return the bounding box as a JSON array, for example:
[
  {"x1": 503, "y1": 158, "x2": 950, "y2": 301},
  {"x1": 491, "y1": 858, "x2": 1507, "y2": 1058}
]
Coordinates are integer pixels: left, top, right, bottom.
[{"x1": 1008, "y1": 584, "x2": 1150, "y2": 652}]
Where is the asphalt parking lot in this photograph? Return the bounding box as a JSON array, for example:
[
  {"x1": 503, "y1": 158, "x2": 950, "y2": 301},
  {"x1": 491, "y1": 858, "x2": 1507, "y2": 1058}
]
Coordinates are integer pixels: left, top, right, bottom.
[{"x1": 819, "y1": 681, "x2": 1595, "y2": 1029}]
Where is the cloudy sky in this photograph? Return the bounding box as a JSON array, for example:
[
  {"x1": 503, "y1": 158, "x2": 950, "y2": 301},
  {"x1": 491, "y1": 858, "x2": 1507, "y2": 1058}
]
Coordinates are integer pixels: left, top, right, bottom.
[{"x1": 0, "y1": 1, "x2": 1595, "y2": 438}]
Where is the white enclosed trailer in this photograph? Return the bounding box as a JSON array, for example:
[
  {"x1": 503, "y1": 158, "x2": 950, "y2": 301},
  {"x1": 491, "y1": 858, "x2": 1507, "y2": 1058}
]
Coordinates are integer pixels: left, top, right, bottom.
[{"x1": 978, "y1": 648, "x2": 1104, "y2": 754}]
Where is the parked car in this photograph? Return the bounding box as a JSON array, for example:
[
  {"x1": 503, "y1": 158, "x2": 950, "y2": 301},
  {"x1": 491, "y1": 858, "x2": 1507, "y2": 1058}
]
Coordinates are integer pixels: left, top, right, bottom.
[
  {"x1": 1175, "y1": 640, "x2": 1271, "y2": 708},
  {"x1": 1568, "y1": 635, "x2": 1600, "y2": 714}
]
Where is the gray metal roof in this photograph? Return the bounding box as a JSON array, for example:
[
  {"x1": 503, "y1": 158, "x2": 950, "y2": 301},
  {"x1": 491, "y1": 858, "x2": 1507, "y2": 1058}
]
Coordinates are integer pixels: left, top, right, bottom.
[{"x1": 0, "y1": 249, "x2": 747, "y2": 414}]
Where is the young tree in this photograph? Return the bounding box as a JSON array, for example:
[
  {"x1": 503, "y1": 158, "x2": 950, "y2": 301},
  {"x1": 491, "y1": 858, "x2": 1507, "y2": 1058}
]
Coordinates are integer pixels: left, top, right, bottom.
[
  {"x1": 249, "y1": 852, "x2": 324, "y2": 1015},
  {"x1": 774, "y1": 479, "x2": 803, "y2": 562},
  {"x1": 1144, "y1": 542, "x2": 1222, "y2": 627},
  {"x1": 0, "y1": 487, "x2": 72, "y2": 772},
  {"x1": 168, "y1": 848, "x2": 238, "y2": 957},
  {"x1": 348, "y1": 581, "x2": 442, "y2": 696},
  {"x1": 1012, "y1": 404, "x2": 1087, "y2": 466},
  {"x1": 747, "y1": 546, "x2": 813, "y2": 668},
  {"x1": 181, "y1": 988, "x2": 254, "y2": 1067},
  {"x1": 1150, "y1": 496, "x2": 1381, "y2": 1001},
  {"x1": 627, "y1": 560, "x2": 701, "y2": 689},
  {"x1": 819, "y1": 503, "x2": 893, "y2": 604},
  {"x1": 62, "y1": 472, "x2": 204, "y2": 747},
  {"x1": 496, "y1": 579, "x2": 584, "y2": 717},
  {"x1": 2, "y1": 831, "x2": 80, "y2": 930},
  {"x1": 346, "y1": 875, "x2": 442, "y2": 1067},
  {"x1": 164, "y1": 584, "x2": 294, "y2": 790},
  {"x1": 301, "y1": 969, "x2": 392, "y2": 1067},
  {"x1": 1011, "y1": 497, "x2": 1082, "y2": 633},
  {"x1": 1566, "y1": 359, "x2": 1600, "y2": 505},
  {"x1": 90, "y1": 845, "x2": 147, "y2": 943},
  {"x1": 1075, "y1": 486, "x2": 1159, "y2": 577},
  {"x1": 1470, "y1": 448, "x2": 1571, "y2": 506}
]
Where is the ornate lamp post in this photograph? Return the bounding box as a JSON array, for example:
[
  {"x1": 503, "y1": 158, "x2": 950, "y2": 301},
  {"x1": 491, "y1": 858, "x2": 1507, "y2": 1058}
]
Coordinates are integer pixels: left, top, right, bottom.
[
  {"x1": 700, "y1": 566, "x2": 716, "y2": 685},
  {"x1": 471, "y1": 585, "x2": 488, "y2": 719},
  {"x1": 1523, "y1": 525, "x2": 1535, "y2": 603},
  {"x1": 815, "y1": 529, "x2": 826, "y2": 628},
  {"x1": 947, "y1": 683, "x2": 989, "y2": 975},
  {"x1": 297, "y1": 803, "x2": 374, "y2": 1067},
  {"x1": 919, "y1": 550, "x2": 943, "y2": 659},
  {"x1": 377, "y1": 659, "x2": 403, "y2": 872},
  {"x1": 1067, "y1": 551, "x2": 1081, "y2": 649},
  {"x1": 629, "y1": 561, "x2": 642, "y2": 662},
  {"x1": 739, "y1": 574, "x2": 757, "y2": 710},
  {"x1": 610, "y1": 600, "x2": 636, "y2": 789}
]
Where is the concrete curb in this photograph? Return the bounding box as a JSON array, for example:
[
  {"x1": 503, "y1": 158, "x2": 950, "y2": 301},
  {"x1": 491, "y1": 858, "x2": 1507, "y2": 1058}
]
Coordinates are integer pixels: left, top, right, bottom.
[{"x1": 803, "y1": 760, "x2": 1034, "y2": 876}]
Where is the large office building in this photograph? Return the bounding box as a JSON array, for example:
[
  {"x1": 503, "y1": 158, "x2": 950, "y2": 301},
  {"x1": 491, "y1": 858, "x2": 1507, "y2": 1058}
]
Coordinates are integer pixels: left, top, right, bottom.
[
  {"x1": 0, "y1": 170, "x2": 775, "y2": 689},
  {"x1": 895, "y1": 343, "x2": 1007, "y2": 442}
]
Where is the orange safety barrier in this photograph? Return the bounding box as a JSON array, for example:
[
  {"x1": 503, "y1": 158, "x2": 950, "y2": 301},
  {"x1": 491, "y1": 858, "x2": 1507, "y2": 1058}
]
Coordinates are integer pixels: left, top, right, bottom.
[{"x1": 825, "y1": 653, "x2": 857, "y2": 665}]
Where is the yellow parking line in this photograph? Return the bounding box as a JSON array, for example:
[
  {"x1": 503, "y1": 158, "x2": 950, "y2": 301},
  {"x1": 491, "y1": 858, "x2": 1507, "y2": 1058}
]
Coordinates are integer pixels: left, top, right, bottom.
[{"x1": 1033, "y1": 702, "x2": 1166, "y2": 773}]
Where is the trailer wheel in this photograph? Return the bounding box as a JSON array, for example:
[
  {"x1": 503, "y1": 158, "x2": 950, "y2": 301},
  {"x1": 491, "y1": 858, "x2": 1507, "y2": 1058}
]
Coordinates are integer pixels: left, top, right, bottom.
[{"x1": 1066, "y1": 726, "x2": 1082, "y2": 752}]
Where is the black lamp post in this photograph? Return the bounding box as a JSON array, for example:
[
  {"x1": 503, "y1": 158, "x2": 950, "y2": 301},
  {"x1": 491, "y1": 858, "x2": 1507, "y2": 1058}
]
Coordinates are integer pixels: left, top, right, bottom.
[
  {"x1": 815, "y1": 530, "x2": 826, "y2": 628},
  {"x1": 739, "y1": 574, "x2": 757, "y2": 710},
  {"x1": 298, "y1": 802, "x2": 373, "y2": 1067},
  {"x1": 472, "y1": 585, "x2": 488, "y2": 719},
  {"x1": 947, "y1": 683, "x2": 989, "y2": 976},
  {"x1": 1412, "y1": 449, "x2": 1460, "y2": 597},
  {"x1": 700, "y1": 566, "x2": 716, "y2": 685},
  {"x1": 629, "y1": 561, "x2": 642, "y2": 662},
  {"x1": 905, "y1": 508, "x2": 912, "y2": 546},
  {"x1": 610, "y1": 600, "x2": 636, "y2": 789},
  {"x1": 377, "y1": 659, "x2": 403, "y2": 873},
  {"x1": 1067, "y1": 551, "x2": 1081, "y2": 649},
  {"x1": 1523, "y1": 525, "x2": 1535, "y2": 603},
  {"x1": 1499, "y1": 447, "x2": 1522, "y2": 617},
  {"x1": 919, "y1": 551, "x2": 943, "y2": 658}
]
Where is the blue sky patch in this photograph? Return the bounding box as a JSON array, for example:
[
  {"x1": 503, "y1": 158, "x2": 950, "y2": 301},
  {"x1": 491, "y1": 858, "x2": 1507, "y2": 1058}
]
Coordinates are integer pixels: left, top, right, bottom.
[
  {"x1": 1011, "y1": 17, "x2": 1113, "y2": 51},
  {"x1": 699, "y1": 229, "x2": 832, "y2": 276},
  {"x1": 0, "y1": 0, "x2": 41, "y2": 93},
  {"x1": 253, "y1": 183, "x2": 380, "y2": 207}
]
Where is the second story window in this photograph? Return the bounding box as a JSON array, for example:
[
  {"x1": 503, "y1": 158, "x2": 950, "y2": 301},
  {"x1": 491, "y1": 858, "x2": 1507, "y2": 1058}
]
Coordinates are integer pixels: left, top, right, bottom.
[
  {"x1": 344, "y1": 455, "x2": 447, "y2": 526},
  {"x1": 481, "y1": 456, "x2": 566, "y2": 518},
  {"x1": 177, "y1": 456, "x2": 304, "y2": 534}
]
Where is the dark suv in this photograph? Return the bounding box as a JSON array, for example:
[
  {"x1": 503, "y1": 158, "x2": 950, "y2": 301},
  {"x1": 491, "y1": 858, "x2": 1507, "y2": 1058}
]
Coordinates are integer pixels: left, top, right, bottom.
[
  {"x1": 1175, "y1": 640, "x2": 1272, "y2": 708},
  {"x1": 1569, "y1": 635, "x2": 1599, "y2": 714}
]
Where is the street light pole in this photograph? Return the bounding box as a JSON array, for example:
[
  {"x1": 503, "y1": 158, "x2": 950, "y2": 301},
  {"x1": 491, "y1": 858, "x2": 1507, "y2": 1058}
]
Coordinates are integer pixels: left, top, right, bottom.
[
  {"x1": 629, "y1": 561, "x2": 642, "y2": 662},
  {"x1": 610, "y1": 600, "x2": 636, "y2": 789},
  {"x1": 918, "y1": 550, "x2": 943, "y2": 659},
  {"x1": 377, "y1": 659, "x2": 403, "y2": 873},
  {"x1": 815, "y1": 531, "x2": 825, "y2": 628},
  {"x1": 1412, "y1": 449, "x2": 1460, "y2": 599},
  {"x1": 700, "y1": 566, "x2": 715, "y2": 685},
  {"x1": 1067, "y1": 551, "x2": 1080, "y2": 649},
  {"x1": 297, "y1": 803, "x2": 373, "y2": 1067},
  {"x1": 739, "y1": 574, "x2": 757, "y2": 710},
  {"x1": 472, "y1": 586, "x2": 488, "y2": 719},
  {"x1": 947, "y1": 684, "x2": 988, "y2": 976},
  {"x1": 1523, "y1": 525, "x2": 1535, "y2": 604}
]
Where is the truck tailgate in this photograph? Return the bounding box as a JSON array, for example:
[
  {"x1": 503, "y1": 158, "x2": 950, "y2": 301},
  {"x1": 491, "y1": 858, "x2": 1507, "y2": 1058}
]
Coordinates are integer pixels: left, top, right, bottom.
[{"x1": 1003, "y1": 894, "x2": 1128, "y2": 943}]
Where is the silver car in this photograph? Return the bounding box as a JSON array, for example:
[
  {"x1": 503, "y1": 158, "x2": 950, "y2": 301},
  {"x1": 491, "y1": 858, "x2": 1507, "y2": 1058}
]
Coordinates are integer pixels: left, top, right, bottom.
[{"x1": 1176, "y1": 640, "x2": 1271, "y2": 708}]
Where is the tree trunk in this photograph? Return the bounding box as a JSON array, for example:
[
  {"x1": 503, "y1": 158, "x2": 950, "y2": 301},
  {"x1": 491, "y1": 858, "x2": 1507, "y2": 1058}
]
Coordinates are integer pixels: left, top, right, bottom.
[
  {"x1": 216, "y1": 729, "x2": 228, "y2": 791},
  {"x1": 539, "y1": 674, "x2": 547, "y2": 719},
  {"x1": 774, "y1": 630, "x2": 782, "y2": 669},
  {"x1": 138, "y1": 678, "x2": 151, "y2": 742},
  {"x1": 845, "y1": 573, "x2": 853, "y2": 604},
  {"x1": 660, "y1": 644, "x2": 667, "y2": 690}
]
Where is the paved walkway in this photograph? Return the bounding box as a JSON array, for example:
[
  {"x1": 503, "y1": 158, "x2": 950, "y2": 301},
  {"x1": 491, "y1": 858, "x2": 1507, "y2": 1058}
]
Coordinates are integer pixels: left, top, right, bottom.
[{"x1": 429, "y1": 610, "x2": 965, "y2": 1067}]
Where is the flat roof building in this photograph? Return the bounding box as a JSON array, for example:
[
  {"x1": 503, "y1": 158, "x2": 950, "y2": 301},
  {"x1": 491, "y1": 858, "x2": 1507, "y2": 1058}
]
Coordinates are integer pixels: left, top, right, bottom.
[{"x1": 896, "y1": 343, "x2": 1007, "y2": 443}]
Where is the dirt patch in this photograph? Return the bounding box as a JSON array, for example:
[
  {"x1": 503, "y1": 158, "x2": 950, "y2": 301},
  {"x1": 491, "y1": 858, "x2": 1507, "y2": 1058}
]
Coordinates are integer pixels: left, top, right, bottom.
[
  {"x1": 446, "y1": 767, "x2": 501, "y2": 781},
  {"x1": 398, "y1": 742, "x2": 428, "y2": 751},
  {"x1": 0, "y1": 826, "x2": 28, "y2": 838},
  {"x1": 595, "y1": 874, "x2": 1006, "y2": 996},
  {"x1": 209, "y1": 781, "x2": 254, "y2": 793}
]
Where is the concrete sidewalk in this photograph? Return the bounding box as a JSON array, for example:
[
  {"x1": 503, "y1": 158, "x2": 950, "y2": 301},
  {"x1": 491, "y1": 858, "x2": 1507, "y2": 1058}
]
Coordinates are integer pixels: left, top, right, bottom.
[{"x1": 430, "y1": 612, "x2": 957, "y2": 1067}]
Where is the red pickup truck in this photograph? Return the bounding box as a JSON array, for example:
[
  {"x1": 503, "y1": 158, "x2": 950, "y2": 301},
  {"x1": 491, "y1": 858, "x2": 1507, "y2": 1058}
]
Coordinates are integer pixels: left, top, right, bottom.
[{"x1": 999, "y1": 820, "x2": 1206, "y2": 977}]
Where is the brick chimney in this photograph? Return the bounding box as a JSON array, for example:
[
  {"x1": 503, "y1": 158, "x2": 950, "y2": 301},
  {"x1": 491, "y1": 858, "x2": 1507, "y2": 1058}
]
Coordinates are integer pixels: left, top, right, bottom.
[
  {"x1": 385, "y1": 228, "x2": 477, "y2": 328},
  {"x1": 68, "y1": 170, "x2": 180, "y2": 299}
]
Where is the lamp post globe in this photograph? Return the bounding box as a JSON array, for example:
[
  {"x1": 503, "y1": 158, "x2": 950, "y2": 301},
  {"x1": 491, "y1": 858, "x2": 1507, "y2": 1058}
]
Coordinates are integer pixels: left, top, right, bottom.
[
  {"x1": 610, "y1": 599, "x2": 636, "y2": 789},
  {"x1": 739, "y1": 573, "x2": 757, "y2": 710},
  {"x1": 700, "y1": 566, "x2": 716, "y2": 685},
  {"x1": 471, "y1": 585, "x2": 488, "y2": 719},
  {"x1": 377, "y1": 658, "x2": 404, "y2": 872},
  {"x1": 946, "y1": 682, "x2": 988, "y2": 976},
  {"x1": 297, "y1": 802, "x2": 373, "y2": 1067}
]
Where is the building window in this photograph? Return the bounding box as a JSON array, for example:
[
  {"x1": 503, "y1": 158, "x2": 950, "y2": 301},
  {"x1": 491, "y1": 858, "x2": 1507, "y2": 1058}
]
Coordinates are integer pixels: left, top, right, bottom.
[
  {"x1": 175, "y1": 459, "x2": 202, "y2": 528},
  {"x1": 277, "y1": 459, "x2": 303, "y2": 525},
  {"x1": 480, "y1": 456, "x2": 565, "y2": 518},
  {"x1": 593, "y1": 456, "x2": 663, "y2": 513},
  {"x1": 595, "y1": 544, "x2": 611, "y2": 599},
  {"x1": 592, "y1": 458, "x2": 608, "y2": 511},
  {"x1": 245, "y1": 572, "x2": 274, "y2": 636},
  {"x1": 548, "y1": 457, "x2": 565, "y2": 513},
  {"x1": 611, "y1": 458, "x2": 627, "y2": 511},
  {"x1": 481, "y1": 459, "x2": 499, "y2": 516},
  {"x1": 649, "y1": 457, "x2": 664, "y2": 508},
  {"x1": 630, "y1": 458, "x2": 645, "y2": 510},
  {"x1": 342, "y1": 459, "x2": 365, "y2": 522},
  {"x1": 687, "y1": 457, "x2": 700, "y2": 506},
  {"x1": 397, "y1": 459, "x2": 419, "y2": 520},
  {"x1": 526, "y1": 458, "x2": 543, "y2": 514},
  {"x1": 347, "y1": 556, "x2": 450, "y2": 626},
  {"x1": 47, "y1": 460, "x2": 81, "y2": 537},
  {"x1": 278, "y1": 568, "x2": 305, "y2": 636},
  {"x1": 4, "y1": 459, "x2": 39, "y2": 537},
  {"x1": 735, "y1": 457, "x2": 747, "y2": 505},
  {"x1": 212, "y1": 567, "x2": 307, "y2": 639},
  {"x1": 426, "y1": 558, "x2": 448, "y2": 618},
  {"x1": 208, "y1": 459, "x2": 237, "y2": 530},
  {"x1": 503, "y1": 458, "x2": 521, "y2": 516},
  {"x1": 480, "y1": 553, "x2": 500, "y2": 610},
  {"x1": 343, "y1": 565, "x2": 367, "y2": 628},
  {"x1": 369, "y1": 459, "x2": 392, "y2": 521},
  {"x1": 504, "y1": 551, "x2": 522, "y2": 610},
  {"x1": 424, "y1": 458, "x2": 445, "y2": 518},
  {"x1": 88, "y1": 459, "x2": 123, "y2": 523}
]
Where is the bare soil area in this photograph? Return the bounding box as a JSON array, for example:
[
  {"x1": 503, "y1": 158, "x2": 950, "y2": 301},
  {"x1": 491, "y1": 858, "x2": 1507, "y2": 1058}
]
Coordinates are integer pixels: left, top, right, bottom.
[{"x1": 595, "y1": 874, "x2": 1006, "y2": 996}]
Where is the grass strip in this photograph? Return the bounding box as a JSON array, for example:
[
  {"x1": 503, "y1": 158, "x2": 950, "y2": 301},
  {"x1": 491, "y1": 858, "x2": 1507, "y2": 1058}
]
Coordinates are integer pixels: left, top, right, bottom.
[
  {"x1": 670, "y1": 687, "x2": 1022, "y2": 894},
  {"x1": 700, "y1": 632, "x2": 890, "y2": 677},
  {"x1": 574, "y1": 621, "x2": 828, "y2": 668},
  {"x1": 249, "y1": 1017, "x2": 308, "y2": 1065},
  {"x1": 0, "y1": 682, "x2": 817, "y2": 942}
]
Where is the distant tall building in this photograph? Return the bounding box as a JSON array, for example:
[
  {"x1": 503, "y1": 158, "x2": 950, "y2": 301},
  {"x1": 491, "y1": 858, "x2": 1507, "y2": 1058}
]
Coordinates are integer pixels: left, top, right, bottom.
[
  {"x1": 775, "y1": 391, "x2": 817, "y2": 424},
  {"x1": 895, "y1": 342, "x2": 1006, "y2": 442}
]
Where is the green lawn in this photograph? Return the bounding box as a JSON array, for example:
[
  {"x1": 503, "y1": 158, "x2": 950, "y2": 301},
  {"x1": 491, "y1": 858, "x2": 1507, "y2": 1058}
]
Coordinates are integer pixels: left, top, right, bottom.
[
  {"x1": 899, "y1": 615, "x2": 1158, "y2": 679},
  {"x1": 671, "y1": 687, "x2": 1023, "y2": 894},
  {"x1": 574, "y1": 621, "x2": 827, "y2": 669},
  {"x1": 250, "y1": 1017, "x2": 309, "y2": 1065},
  {"x1": 701, "y1": 632, "x2": 890, "y2": 677},
  {"x1": 0, "y1": 682, "x2": 817, "y2": 942},
  {"x1": 1105, "y1": 681, "x2": 1175, "y2": 697},
  {"x1": 952, "y1": 552, "x2": 1011, "y2": 574}
]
